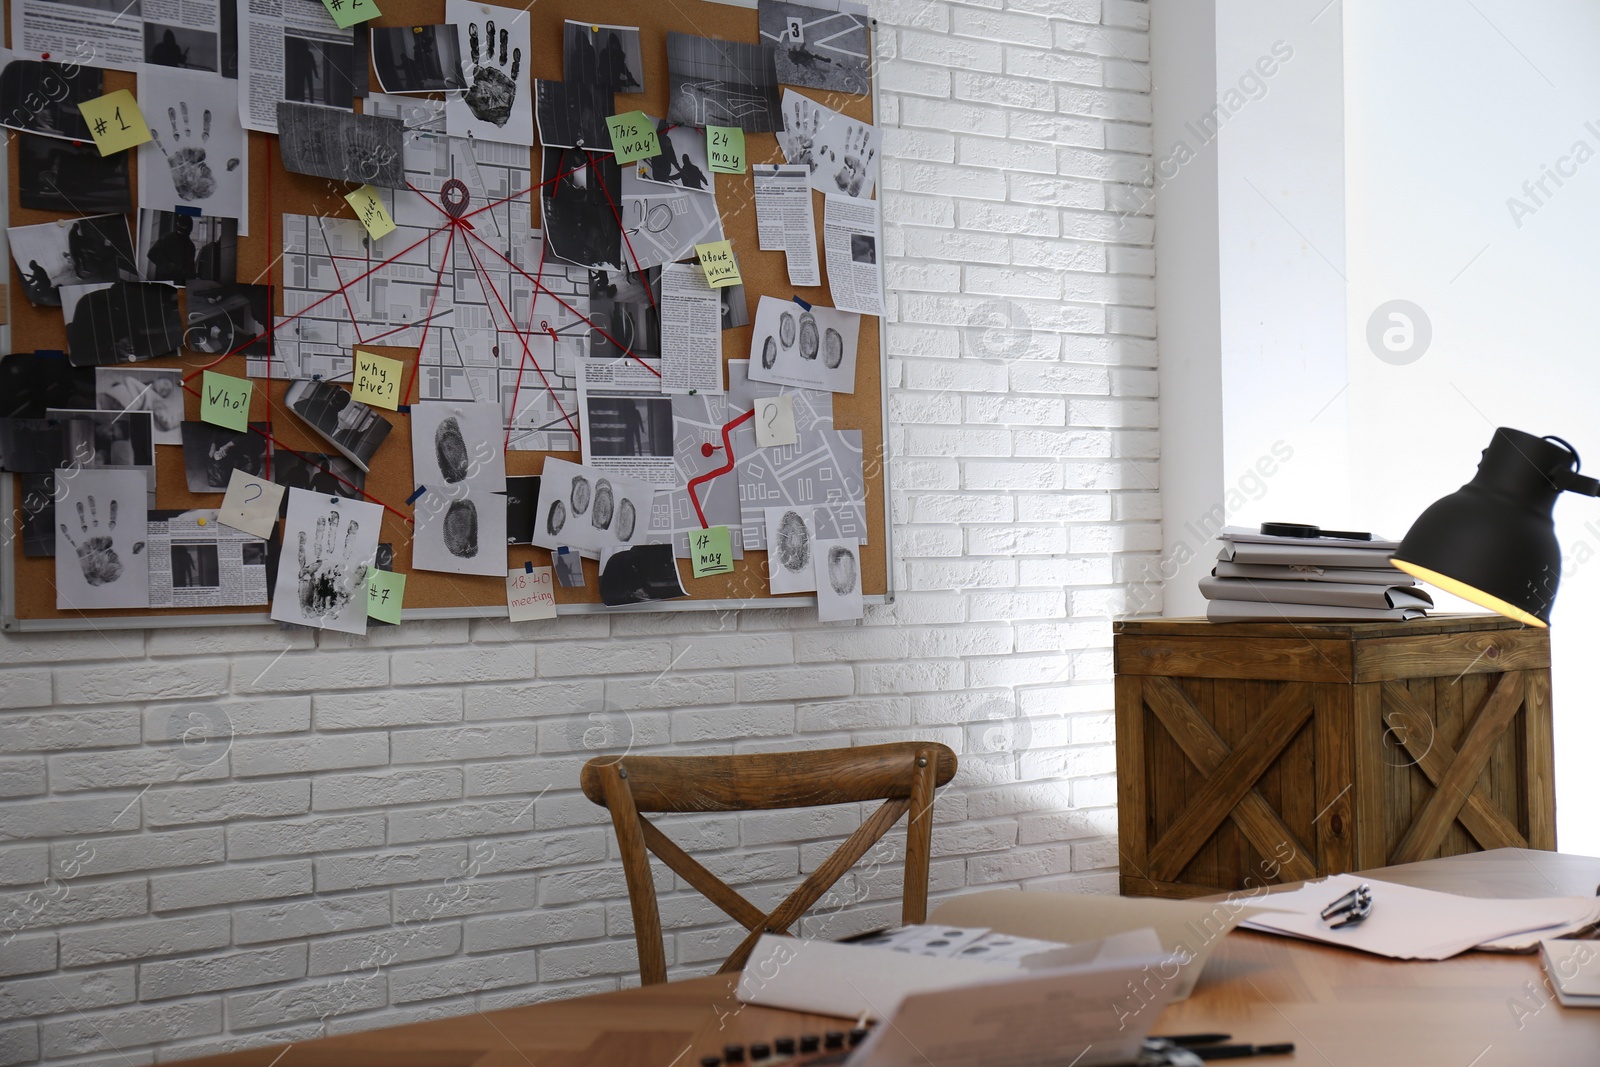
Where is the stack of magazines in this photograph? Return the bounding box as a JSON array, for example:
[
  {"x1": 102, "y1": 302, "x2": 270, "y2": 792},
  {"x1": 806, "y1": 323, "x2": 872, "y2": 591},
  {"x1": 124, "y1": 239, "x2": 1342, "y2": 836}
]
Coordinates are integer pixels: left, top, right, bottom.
[{"x1": 1203, "y1": 526, "x2": 1432, "y2": 622}]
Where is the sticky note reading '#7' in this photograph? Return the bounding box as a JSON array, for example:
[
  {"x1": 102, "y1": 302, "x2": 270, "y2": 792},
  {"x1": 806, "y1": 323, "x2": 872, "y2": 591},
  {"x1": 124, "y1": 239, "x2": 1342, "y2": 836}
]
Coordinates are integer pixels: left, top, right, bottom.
[
  {"x1": 78, "y1": 90, "x2": 152, "y2": 156},
  {"x1": 218, "y1": 469, "x2": 286, "y2": 539},
  {"x1": 695, "y1": 240, "x2": 741, "y2": 288},
  {"x1": 351, "y1": 350, "x2": 403, "y2": 410},
  {"x1": 202, "y1": 371, "x2": 252, "y2": 432},
  {"x1": 366, "y1": 569, "x2": 405, "y2": 625}
]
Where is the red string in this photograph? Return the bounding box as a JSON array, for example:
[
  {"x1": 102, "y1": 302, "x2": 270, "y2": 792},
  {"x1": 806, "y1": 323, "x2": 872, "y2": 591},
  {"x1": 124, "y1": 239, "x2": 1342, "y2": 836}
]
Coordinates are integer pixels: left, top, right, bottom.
[
  {"x1": 401, "y1": 224, "x2": 457, "y2": 408},
  {"x1": 582, "y1": 148, "x2": 659, "y2": 316},
  {"x1": 687, "y1": 409, "x2": 754, "y2": 529}
]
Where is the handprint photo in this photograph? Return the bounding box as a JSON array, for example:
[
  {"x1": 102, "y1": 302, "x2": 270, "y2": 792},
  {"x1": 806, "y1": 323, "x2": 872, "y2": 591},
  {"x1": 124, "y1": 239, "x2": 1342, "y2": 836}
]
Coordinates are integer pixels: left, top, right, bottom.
[
  {"x1": 464, "y1": 21, "x2": 521, "y2": 126},
  {"x1": 54, "y1": 469, "x2": 150, "y2": 610},
  {"x1": 271, "y1": 489, "x2": 383, "y2": 636},
  {"x1": 153, "y1": 103, "x2": 240, "y2": 202},
  {"x1": 296, "y1": 509, "x2": 366, "y2": 621},
  {"x1": 778, "y1": 89, "x2": 881, "y2": 200},
  {"x1": 446, "y1": 0, "x2": 534, "y2": 145},
  {"x1": 137, "y1": 68, "x2": 247, "y2": 223}
]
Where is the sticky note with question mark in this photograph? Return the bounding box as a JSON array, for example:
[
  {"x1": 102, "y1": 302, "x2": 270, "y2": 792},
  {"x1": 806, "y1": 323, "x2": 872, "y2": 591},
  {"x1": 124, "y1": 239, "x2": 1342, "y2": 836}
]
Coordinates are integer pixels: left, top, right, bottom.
[
  {"x1": 753, "y1": 396, "x2": 797, "y2": 447},
  {"x1": 218, "y1": 469, "x2": 286, "y2": 539}
]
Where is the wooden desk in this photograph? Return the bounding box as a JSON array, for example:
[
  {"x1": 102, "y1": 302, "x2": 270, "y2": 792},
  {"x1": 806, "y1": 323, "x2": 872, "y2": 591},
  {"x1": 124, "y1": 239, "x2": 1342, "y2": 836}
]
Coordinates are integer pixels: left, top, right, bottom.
[{"x1": 183, "y1": 849, "x2": 1600, "y2": 1067}]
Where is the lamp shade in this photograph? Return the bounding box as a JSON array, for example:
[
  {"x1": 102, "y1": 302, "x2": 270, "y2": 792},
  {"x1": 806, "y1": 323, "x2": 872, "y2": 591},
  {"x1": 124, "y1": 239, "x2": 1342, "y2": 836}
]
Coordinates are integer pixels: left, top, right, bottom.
[{"x1": 1391, "y1": 428, "x2": 1578, "y2": 627}]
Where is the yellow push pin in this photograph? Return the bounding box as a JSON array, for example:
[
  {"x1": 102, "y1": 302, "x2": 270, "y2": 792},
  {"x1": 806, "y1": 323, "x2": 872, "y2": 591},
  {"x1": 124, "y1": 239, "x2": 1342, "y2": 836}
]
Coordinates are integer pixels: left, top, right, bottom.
[{"x1": 198, "y1": 517, "x2": 207, "y2": 526}]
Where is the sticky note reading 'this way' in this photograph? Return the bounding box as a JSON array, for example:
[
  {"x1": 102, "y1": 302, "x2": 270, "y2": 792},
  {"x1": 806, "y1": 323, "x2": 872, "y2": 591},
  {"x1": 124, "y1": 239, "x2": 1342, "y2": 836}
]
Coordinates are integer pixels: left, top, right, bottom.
[
  {"x1": 707, "y1": 126, "x2": 745, "y2": 173},
  {"x1": 367, "y1": 569, "x2": 405, "y2": 624},
  {"x1": 321, "y1": 0, "x2": 382, "y2": 30},
  {"x1": 691, "y1": 526, "x2": 734, "y2": 578},
  {"x1": 78, "y1": 90, "x2": 152, "y2": 156},
  {"x1": 345, "y1": 185, "x2": 396, "y2": 240},
  {"x1": 351, "y1": 350, "x2": 403, "y2": 410},
  {"x1": 202, "y1": 371, "x2": 253, "y2": 432},
  {"x1": 218, "y1": 469, "x2": 286, "y2": 539},
  {"x1": 607, "y1": 111, "x2": 660, "y2": 164},
  {"x1": 695, "y1": 240, "x2": 741, "y2": 288}
]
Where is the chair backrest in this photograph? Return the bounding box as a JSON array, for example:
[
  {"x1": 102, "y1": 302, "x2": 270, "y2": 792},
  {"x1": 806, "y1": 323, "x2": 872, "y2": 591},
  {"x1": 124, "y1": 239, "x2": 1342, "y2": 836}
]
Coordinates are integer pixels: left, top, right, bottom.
[{"x1": 580, "y1": 742, "x2": 958, "y2": 984}]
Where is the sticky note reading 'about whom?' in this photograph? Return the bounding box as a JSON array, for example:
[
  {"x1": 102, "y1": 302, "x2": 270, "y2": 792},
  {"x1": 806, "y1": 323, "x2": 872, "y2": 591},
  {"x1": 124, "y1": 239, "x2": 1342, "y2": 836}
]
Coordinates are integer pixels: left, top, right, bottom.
[
  {"x1": 707, "y1": 125, "x2": 745, "y2": 173},
  {"x1": 78, "y1": 90, "x2": 152, "y2": 156},
  {"x1": 753, "y1": 395, "x2": 797, "y2": 447},
  {"x1": 691, "y1": 525, "x2": 734, "y2": 578},
  {"x1": 202, "y1": 371, "x2": 253, "y2": 432},
  {"x1": 218, "y1": 469, "x2": 286, "y2": 539},
  {"x1": 606, "y1": 111, "x2": 660, "y2": 164},
  {"x1": 322, "y1": 0, "x2": 382, "y2": 30},
  {"x1": 366, "y1": 568, "x2": 405, "y2": 624},
  {"x1": 695, "y1": 240, "x2": 741, "y2": 288},
  {"x1": 351, "y1": 350, "x2": 403, "y2": 410},
  {"x1": 507, "y1": 566, "x2": 557, "y2": 621},
  {"x1": 345, "y1": 185, "x2": 396, "y2": 240}
]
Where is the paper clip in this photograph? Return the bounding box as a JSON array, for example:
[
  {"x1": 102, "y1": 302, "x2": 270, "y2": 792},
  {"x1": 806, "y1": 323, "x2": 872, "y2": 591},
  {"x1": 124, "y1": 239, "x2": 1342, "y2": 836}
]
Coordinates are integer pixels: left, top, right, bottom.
[
  {"x1": 1319, "y1": 883, "x2": 1373, "y2": 929},
  {"x1": 407, "y1": 486, "x2": 427, "y2": 504},
  {"x1": 792, "y1": 295, "x2": 812, "y2": 311}
]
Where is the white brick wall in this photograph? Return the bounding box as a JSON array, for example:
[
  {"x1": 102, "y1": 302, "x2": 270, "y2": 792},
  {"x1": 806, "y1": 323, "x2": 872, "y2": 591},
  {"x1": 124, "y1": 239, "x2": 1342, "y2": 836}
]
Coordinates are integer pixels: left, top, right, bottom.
[{"x1": 0, "y1": 0, "x2": 1157, "y2": 1058}]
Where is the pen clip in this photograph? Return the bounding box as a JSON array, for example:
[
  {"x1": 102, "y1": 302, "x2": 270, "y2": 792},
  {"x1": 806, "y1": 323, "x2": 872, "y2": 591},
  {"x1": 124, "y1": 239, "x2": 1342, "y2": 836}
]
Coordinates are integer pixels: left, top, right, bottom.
[{"x1": 1319, "y1": 883, "x2": 1372, "y2": 928}]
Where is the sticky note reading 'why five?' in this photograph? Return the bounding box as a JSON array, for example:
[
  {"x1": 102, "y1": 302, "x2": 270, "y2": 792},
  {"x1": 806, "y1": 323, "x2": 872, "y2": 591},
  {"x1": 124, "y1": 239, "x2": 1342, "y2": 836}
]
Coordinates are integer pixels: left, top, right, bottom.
[
  {"x1": 695, "y1": 240, "x2": 741, "y2": 288},
  {"x1": 322, "y1": 0, "x2": 382, "y2": 30},
  {"x1": 202, "y1": 371, "x2": 253, "y2": 432},
  {"x1": 753, "y1": 395, "x2": 797, "y2": 447},
  {"x1": 345, "y1": 185, "x2": 396, "y2": 240},
  {"x1": 218, "y1": 469, "x2": 286, "y2": 539},
  {"x1": 367, "y1": 569, "x2": 405, "y2": 624},
  {"x1": 606, "y1": 111, "x2": 659, "y2": 164},
  {"x1": 507, "y1": 566, "x2": 557, "y2": 621},
  {"x1": 78, "y1": 90, "x2": 151, "y2": 156},
  {"x1": 351, "y1": 350, "x2": 403, "y2": 410},
  {"x1": 691, "y1": 525, "x2": 734, "y2": 578},
  {"x1": 707, "y1": 125, "x2": 745, "y2": 173}
]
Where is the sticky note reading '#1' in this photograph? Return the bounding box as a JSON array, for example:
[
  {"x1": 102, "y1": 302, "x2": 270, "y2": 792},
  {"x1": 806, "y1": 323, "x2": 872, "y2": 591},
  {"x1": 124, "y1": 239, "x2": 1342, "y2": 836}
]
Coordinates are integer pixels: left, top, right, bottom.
[
  {"x1": 507, "y1": 566, "x2": 557, "y2": 621},
  {"x1": 607, "y1": 111, "x2": 660, "y2": 164},
  {"x1": 78, "y1": 90, "x2": 152, "y2": 156},
  {"x1": 695, "y1": 240, "x2": 741, "y2": 288},
  {"x1": 202, "y1": 371, "x2": 253, "y2": 432},
  {"x1": 345, "y1": 185, "x2": 396, "y2": 240},
  {"x1": 691, "y1": 525, "x2": 734, "y2": 578},
  {"x1": 367, "y1": 569, "x2": 405, "y2": 625},
  {"x1": 753, "y1": 396, "x2": 797, "y2": 447},
  {"x1": 707, "y1": 125, "x2": 745, "y2": 173},
  {"x1": 352, "y1": 350, "x2": 403, "y2": 410},
  {"x1": 218, "y1": 469, "x2": 286, "y2": 539},
  {"x1": 322, "y1": 0, "x2": 382, "y2": 30}
]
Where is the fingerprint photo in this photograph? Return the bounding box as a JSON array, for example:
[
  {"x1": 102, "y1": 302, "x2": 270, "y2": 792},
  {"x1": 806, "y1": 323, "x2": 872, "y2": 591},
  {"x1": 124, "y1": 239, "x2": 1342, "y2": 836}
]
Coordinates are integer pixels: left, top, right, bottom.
[
  {"x1": 827, "y1": 544, "x2": 858, "y2": 595},
  {"x1": 443, "y1": 498, "x2": 479, "y2": 558},
  {"x1": 779, "y1": 310, "x2": 797, "y2": 347},
  {"x1": 823, "y1": 327, "x2": 843, "y2": 369},
  {"x1": 776, "y1": 510, "x2": 810, "y2": 573},
  {"x1": 616, "y1": 497, "x2": 637, "y2": 541},
  {"x1": 798, "y1": 312, "x2": 819, "y2": 360},
  {"x1": 761, "y1": 335, "x2": 777, "y2": 369},
  {"x1": 591, "y1": 478, "x2": 615, "y2": 529},
  {"x1": 547, "y1": 499, "x2": 567, "y2": 535},
  {"x1": 570, "y1": 475, "x2": 592, "y2": 515}
]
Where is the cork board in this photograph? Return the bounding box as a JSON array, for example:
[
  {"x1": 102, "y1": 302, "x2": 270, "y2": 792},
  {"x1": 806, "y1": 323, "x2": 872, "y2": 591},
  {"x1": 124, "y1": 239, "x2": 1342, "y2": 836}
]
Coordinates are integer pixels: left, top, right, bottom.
[{"x1": 2, "y1": 0, "x2": 889, "y2": 627}]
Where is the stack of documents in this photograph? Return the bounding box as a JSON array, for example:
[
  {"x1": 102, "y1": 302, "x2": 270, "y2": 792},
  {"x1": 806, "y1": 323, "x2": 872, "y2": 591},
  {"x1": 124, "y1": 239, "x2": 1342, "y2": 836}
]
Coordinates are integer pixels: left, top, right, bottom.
[
  {"x1": 1206, "y1": 526, "x2": 1431, "y2": 622},
  {"x1": 1540, "y1": 939, "x2": 1600, "y2": 1007}
]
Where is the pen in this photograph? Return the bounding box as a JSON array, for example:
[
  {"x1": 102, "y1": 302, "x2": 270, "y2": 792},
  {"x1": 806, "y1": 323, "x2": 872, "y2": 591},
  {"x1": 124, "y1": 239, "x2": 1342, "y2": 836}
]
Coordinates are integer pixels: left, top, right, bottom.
[
  {"x1": 1193, "y1": 1043, "x2": 1295, "y2": 1061},
  {"x1": 1150, "y1": 1035, "x2": 1233, "y2": 1047}
]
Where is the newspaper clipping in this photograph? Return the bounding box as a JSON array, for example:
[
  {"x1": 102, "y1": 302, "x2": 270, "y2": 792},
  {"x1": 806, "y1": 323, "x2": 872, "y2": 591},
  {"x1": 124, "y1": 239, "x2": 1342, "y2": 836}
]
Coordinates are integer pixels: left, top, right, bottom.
[
  {"x1": 12, "y1": 0, "x2": 226, "y2": 74},
  {"x1": 240, "y1": 0, "x2": 356, "y2": 133},
  {"x1": 754, "y1": 164, "x2": 820, "y2": 288},
  {"x1": 147, "y1": 509, "x2": 271, "y2": 609},
  {"x1": 661, "y1": 263, "x2": 723, "y2": 395},
  {"x1": 823, "y1": 194, "x2": 883, "y2": 317}
]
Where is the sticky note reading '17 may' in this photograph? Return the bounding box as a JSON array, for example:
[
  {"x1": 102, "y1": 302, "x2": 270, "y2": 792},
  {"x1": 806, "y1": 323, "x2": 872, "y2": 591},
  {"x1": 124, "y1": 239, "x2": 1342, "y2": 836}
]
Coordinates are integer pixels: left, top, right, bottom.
[
  {"x1": 322, "y1": 0, "x2": 382, "y2": 30},
  {"x1": 78, "y1": 90, "x2": 152, "y2": 156},
  {"x1": 695, "y1": 240, "x2": 741, "y2": 288},
  {"x1": 218, "y1": 469, "x2": 286, "y2": 539},
  {"x1": 691, "y1": 525, "x2": 734, "y2": 578},
  {"x1": 707, "y1": 126, "x2": 745, "y2": 173},
  {"x1": 202, "y1": 371, "x2": 252, "y2": 432},
  {"x1": 367, "y1": 569, "x2": 405, "y2": 624},
  {"x1": 507, "y1": 566, "x2": 557, "y2": 621},
  {"x1": 352, "y1": 350, "x2": 403, "y2": 410},
  {"x1": 606, "y1": 111, "x2": 659, "y2": 164},
  {"x1": 345, "y1": 185, "x2": 396, "y2": 240}
]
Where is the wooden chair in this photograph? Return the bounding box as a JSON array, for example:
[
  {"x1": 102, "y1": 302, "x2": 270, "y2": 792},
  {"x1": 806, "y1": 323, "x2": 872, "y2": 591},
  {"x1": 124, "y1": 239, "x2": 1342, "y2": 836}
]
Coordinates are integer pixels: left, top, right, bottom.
[{"x1": 580, "y1": 742, "x2": 958, "y2": 984}]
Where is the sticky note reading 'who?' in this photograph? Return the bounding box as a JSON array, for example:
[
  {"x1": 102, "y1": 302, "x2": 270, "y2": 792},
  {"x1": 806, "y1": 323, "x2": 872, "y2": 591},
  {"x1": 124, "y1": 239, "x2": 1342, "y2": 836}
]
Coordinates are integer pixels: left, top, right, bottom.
[
  {"x1": 691, "y1": 525, "x2": 734, "y2": 578},
  {"x1": 351, "y1": 350, "x2": 403, "y2": 411},
  {"x1": 695, "y1": 240, "x2": 741, "y2": 288},
  {"x1": 322, "y1": 0, "x2": 382, "y2": 30},
  {"x1": 366, "y1": 569, "x2": 405, "y2": 624},
  {"x1": 707, "y1": 126, "x2": 745, "y2": 173},
  {"x1": 345, "y1": 185, "x2": 396, "y2": 240},
  {"x1": 606, "y1": 111, "x2": 660, "y2": 164},
  {"x1": 78, "y1": 90, "x2": 152, "y2": 156},
  {"x1": 202, "y1": 371, "x2": 253, "y2": 432}
]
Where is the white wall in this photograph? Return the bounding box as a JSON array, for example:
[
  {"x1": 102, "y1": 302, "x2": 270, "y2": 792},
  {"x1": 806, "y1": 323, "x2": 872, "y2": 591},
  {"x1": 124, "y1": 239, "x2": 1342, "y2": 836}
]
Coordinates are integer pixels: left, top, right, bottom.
[{"x1": 0, "y1": 2, "x2": 1160, "y2": 1060}]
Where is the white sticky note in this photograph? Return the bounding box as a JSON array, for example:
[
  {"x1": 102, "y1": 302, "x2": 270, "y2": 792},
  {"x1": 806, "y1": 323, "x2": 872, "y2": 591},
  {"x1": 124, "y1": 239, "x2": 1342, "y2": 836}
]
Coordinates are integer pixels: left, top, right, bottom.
[
  {"x1": 507, "y1": 566, "x2": 557, "y2": 621},
  {"x1": 217, "y1": 469, "x2": 286, "y2": 539},
  {"x1": 753, "y1": 396, "x2": 798, "y2": 447}
]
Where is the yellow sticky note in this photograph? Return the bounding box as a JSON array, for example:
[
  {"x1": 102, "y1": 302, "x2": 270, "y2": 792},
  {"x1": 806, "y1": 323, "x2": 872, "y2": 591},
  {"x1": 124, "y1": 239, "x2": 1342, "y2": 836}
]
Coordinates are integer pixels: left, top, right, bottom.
[
  {"x1": 201, "y1": 371, "x2": 253, "y2": 433},
  {"x1": 507, "y1": 566, "x2": 557, "y2": 621},
  {"x1": 345, "y1": 185, "x2": 396, "y2": 241},
  {"x1": 707, "y1": 126, "x2": 745, "y2": 173},
  {"x1": 78, "y1": 90, "x2": 152, "y2": 157},
  {"x1": 351, "y1": 350, "x2": 403, "y2": 411},
  {"x1": 691, "y1": 526, "x2": 734, "y2": 578},
  {"x1": 607, "y1": 111, "x2": 660, "y2": 164},
  {"x1": 695, "y1": 240, "x2": 741, "y2": 288},
  {"x1": 367, "y1": 569, "x2": 405, "y2": 624},
  {"x1": 322, "y1": 0, "x2": 381, "y2": 29}
]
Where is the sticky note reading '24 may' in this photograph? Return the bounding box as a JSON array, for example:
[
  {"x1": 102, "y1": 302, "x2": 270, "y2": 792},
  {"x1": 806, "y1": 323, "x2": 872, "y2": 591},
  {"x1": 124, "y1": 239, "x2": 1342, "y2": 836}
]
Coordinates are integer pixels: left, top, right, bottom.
[
  {"x1": 322, "y1": 0, "x2": 382, "y2": 30},
  {"x1": 691, "y1": 526, "x2": 734, "y2": 578},
  {"x1": 366, "y1": 569, "x2": 405, "y2": 624},
  {"x1": 352, "y1": 350, "x2": 403, "y2": 410},
  {"x1": 202, "y1": 371, "x2": 253, "y2": 432},
  {"x1": 707, "y1": 126, "x2": 745, "y2": 173},
  {"x1": 507, "y1": 566, "x2": 557, "y2": 621},
  {"x1": 218, "y1": 469, "x2": 286, "y2": 539},
  {"x1": 345, "y1": 185, "x2": 396, "y2": 240},
  {"x1": 606, "y1": 111, "x2": 659, "y2": 164},
  {"x1": 78, "y1": 90, "x2": 152, "y2": 156},
  {"x1": 695, "y1": 241, "x2": 741, "y2": 288}
]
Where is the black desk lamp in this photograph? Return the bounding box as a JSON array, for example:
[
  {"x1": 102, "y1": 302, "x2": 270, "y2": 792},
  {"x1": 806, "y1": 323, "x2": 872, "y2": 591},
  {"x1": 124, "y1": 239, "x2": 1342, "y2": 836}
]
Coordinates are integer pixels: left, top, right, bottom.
[{"x1": 1391, "y1": 428, "x2": 1600, "y2": 627}]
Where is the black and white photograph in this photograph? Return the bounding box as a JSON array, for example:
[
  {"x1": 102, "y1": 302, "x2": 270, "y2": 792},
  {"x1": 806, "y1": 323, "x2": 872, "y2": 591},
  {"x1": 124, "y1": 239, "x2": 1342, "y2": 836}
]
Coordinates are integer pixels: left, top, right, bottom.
[
  {"x1": 635, "y1": 117, "x2": 713, "y2": 194},
  {"x1": 0, "y1": 351, "x2": 96, "y2": 420},
  {"x1": 21, "y1": 473, "x2": 56, "y2": 557},
  {"x1": 413, "y1": 486, "x2": 507, "y2": 576},
  {"x1": 271, "y1": 488, "x2": 382, "y2": 636},
  {"x1": 184, "y1": 282, "x2": 270, "y2": 357},
  {"x1": 851, "y1": 233, "x2": 876, "y2": 265},
  {"x1": 598, "y1": 542, "x2": 688, "y2": 606},
  {"x1": 814, "y1": 536, "x2": 863, "y2": 621},
  {"x1": 0, "y1": 57, "x2": 100, "y2": 141},
  {"x1": 285, "y1": 379, "x2": 394, "y2": 474},
  {"x1": 372, "y1": 25, "x2": 466, "y2": 94},
  {"x1": 665, "y1": 32, "x2": 783, "y2": 133},
  {"x1": 589, "y1": 268, "x2": 661, "y2": 361},
  {"x1": 181, "y1": 420, "x2": 268, "y2": 493},
  {"x1": 758, "y1": 0, "x2": 872, "y2": 96},
  {"x1": 276, "y1": 101, "x2": 405, "y2": 189},
  {"x1": 721, "y1": 283, "x2": 751, "y2": 329},
  {"x1": 144, "y1": 23, "x2": 219, "y2": 72},
  {"x1": 48, "y1": 408, "x2": 155, "y2": 476},
  {"x1": 17, "y1": 133, "x2": 132, "y2": 214},
  {"x1": 269, "y1": 450, "x2": 365, "y2": 502},
  {"x1": 533, "y1": 76, "x2": 610, "y2": 151},
  {"x1": 137, "y1": 210, "x2": 237, "y2": 286},
  {"x1": 169, "y1": 542, "x2": 219, "y2": 588},
  {"x1": 54, "y1": 468, "x2": 150, "y2": 610},
  {"x1": 745, "y1": 295, "x2": 861, "y2": 393},
  {"x1": 284, "y1": 32, "x2": 359, "y2": 108},
  {"x1": 96, "y1": 367, "x2": 184, "y2": 446},
  {"x1": 445, "y1": 0, "x2": 535, "y2": 146},
  {"x1": 585, "y1": 396, "x2": 674, "y2": 461},
  {"x1": 62, "y1": 280, "x2": 183, "y2": 365},
  {"x1": 553, "y1": 546, "x2": 584, "y2": 587},
  {"x1": 542, "y1": 147, "x2": 622, "y2": 269},
  {"x1": 409, "y1": 400, "x2": 507, "y2": 494},
  {"x1": 8, "y1": 215, "x2": 137, "y2": 307},
  {"x1": 137, "y1": 67, "x2": 248, "y2": 220},
  {"x1": 565, "y1": 21, "x2": 644, "y2": 93},
  {"x1": 0, "y1": 418, "x2": 67, "y2": 472},
  {"x1": 505, "y1": 475, "x2": 540, "y2": 544},
  {"x1": 531, "y1": 457, "x2": 657, "y2": 558},
  {"x1": 765, "y1": 505, "x2": 818, "y2": 594}
]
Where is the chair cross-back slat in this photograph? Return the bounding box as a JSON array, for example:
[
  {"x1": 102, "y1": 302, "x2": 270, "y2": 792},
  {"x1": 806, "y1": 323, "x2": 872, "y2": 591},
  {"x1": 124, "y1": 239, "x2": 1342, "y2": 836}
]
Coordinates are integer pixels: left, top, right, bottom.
[{"x1": 581, "y1": 742, "x2": 958, "y2": 985}]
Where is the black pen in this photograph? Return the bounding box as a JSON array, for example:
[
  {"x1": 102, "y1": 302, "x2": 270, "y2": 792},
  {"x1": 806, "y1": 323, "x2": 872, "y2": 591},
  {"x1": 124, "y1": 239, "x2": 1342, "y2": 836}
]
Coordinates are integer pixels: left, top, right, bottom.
[
  {"x1": 1193, "y1": 1043, "x2": 1295, "y2": 1061},
  {"x1": 1150, "y1": 1035, "x2": 1232, "y2": 1047}
]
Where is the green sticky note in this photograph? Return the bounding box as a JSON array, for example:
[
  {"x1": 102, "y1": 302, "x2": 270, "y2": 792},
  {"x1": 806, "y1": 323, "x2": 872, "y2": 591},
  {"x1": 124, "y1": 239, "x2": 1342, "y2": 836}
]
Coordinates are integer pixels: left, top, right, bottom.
[
  {"x1": 691, "y1": 525, "x2": 734, "y2": 578},
  {"x1": 367, "y1": 569, "x2": 405, "y2": 624},
  {"x1": 321, "y1": 0, "x2": 381, "y2": 29},
  {"x1": 695, "y1": 240, "x2": 742, "y2": 288},
  {"x1": 707, "y1": 126, "x2": 745, "y2": 173},
  {"x1": 607, "y1": 111, "x2": 660, "y2": 164},
  {"x1": 201, "y1": 371, "x2": 252, "y2": 432}
]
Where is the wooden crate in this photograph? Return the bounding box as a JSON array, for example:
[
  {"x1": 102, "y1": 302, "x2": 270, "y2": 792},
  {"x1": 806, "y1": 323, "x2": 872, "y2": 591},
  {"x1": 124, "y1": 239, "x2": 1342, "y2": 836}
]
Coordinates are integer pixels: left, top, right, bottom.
[{"x1": 1114, "y1": 615, "x2": 1554, "y2": 898}]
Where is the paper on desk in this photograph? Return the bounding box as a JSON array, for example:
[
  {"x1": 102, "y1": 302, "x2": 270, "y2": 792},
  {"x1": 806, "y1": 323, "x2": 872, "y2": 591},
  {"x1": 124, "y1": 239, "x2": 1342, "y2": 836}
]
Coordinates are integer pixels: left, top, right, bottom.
[{"x1": 1236, "y1": 873, "x2": 1600, "y2": 960}]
